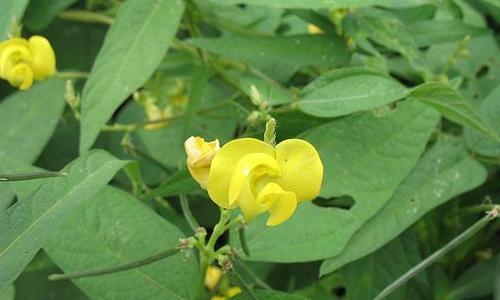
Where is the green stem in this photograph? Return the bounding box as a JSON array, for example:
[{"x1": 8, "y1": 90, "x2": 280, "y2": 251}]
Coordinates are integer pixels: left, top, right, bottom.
[
  {"x1": 374, "y1": 207, "x2": 499, "y2": 300},
  {"x1": 239, "y1": 227, "x2": 250, "y2": 257},
  {"x1": 460, "y1": 204, "x2": 497, "y2": 216},
  {"x1": 235, "y1": 256, "x2": 272, "y2": 290},
  {"x1": 48, "y1": 247, "x2": 181, "y2": 281},
  {"x1": 180, "y1": 194, "x2": 200, "y2": 232},
  {"x1": 232, "y1": 270, "x2": 260, "y2": 300},
  {"x1": 58, "y1": 9, "x2": 114, "y2": 25},
  {"x1": 0, "y1": 171, "x2": 67, "y2": 181},
  {"x1": 56, "y1": 71, "x2": 89, "y2": 79}
]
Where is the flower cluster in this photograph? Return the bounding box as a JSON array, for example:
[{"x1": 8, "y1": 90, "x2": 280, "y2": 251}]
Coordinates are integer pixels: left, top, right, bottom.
[
  {"x1": 0, "y1": 36, "x2": 56, "y2": 90},
  {"x1": 185, "y1": 136, "x2": 323, "y2": 226}
]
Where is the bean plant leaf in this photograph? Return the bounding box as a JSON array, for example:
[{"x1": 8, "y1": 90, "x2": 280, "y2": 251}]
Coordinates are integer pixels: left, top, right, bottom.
[
  {"x1": 206, "y1": 0, "x2": 422, "y2": 9},
  {"x1": 231, "y1": 101, "x2": 439, "y2": 262},
  {"x1": 407, "y1": 20, "x2": 488, "y2": 47},
  {"x1": 465, "y1": 84, "x2": 500, "y2": 157},
  {"x1": 447, "y1": 255, "x2": 498, "y2": 299},
  {"x1": 0, "y1": 150, "x2": 127, "y2": 291},
  {"x1": 320, "y1": 138, "x2": 487, "y2": 275},
  {"x1": 79, "y1": 0, "x2": 185, "y2": 153},
  {"x1": 143, "y1": 168, "x2": 201, "y2": 200},
  {"x1": 0, "y1": 284, "x2": 15, "y2": 300},
  {"x1": 45, "y1": 186, "x2": 198, "y2": 300},
  {"x1": 232, "y1": 290, "x2": 310, "y2": 300},
  {"x1": 408, "y1": 82, "x2": 499, "y2": 141},
  {"x1": 298, "y1": 68, "x2": 408, "y2": 118},
  {"x1": 188, "y1": 34, "x2": 350, "y2": 82},
  {"x1": 23, "y1": 0, "x2": 78, "y2": 31},
  {"x1": 0, "y1": 0, "x2": 29, "y2": 39}
]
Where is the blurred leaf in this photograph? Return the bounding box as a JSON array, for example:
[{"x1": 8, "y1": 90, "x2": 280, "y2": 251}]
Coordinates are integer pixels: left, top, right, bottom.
[
  {"x1": 206, "y1": 0, "x2": 425, "y2": 9},
  {"x1": 188, "y1": 34, "x2": 350, "y2": 82},
  {"x1": 232, "y1": 101, "x2": 439, "y2": 262},
  {"x1": 230, "y1": 71, "x2": 293, "y2": 106},
  {"x1": 45, "y1": 186, "x2": 198, "y2": 300},
  {"x1": 341, "y1": 232, "x2": 426, "y2": 300},
  {"x1": 79, "y1": 0, "x2": 185, "y2": 152},
  {"x1": 143, "y1": 168, "x2": 201, "y2": 200},
  {"x1": 0, "y1": 150, "x2": 127, "y2": 291},
  {"x1": 0, "y1": 0, "x2": 29, "y2": 39},
  {"x1": 407, "y1": 20, "x2": 488, "y2": 47},
  {"x1": 298, "y1": 67, "x2": 408, "y2": 118},
  {"x1": 23, "y1": 0, "x2": 78, "y2": 31},
  {"x1": 182, "y1": 66, "x2": 210, "y2": 140},
  {"x1": 0, "y1": 284, "x2": 14, "y2": 300},
  {"x1": 232, "y1": 290, "x2": 310, "y2": 300},
  {"x1": 320, "y1": 138, "x2": 487, "y2": 275},
  {"x1": 465, "y1": 84, "x2": 500, "y2": 157},
  {"x1": 409, "y1": 82, "x2": 498, "y2": 141},
  {"x1": 448, "y1": 255, "x2": 498, "y2": 299}
]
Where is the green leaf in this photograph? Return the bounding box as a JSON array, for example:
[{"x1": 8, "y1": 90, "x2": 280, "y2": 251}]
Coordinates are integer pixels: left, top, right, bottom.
[
  {"x1": 407, "y1": 20, "x2": 488, "y2": 47},
  {"x1": 232, "y1": 101, "x2": 439, "y2": 262},
  {"x1": 206, "y1": 0, "x2": 422, "y2": 9},
  {"x1": 0, "y1": 150, "x2": 127, "y2": 291},
  {"x1": 448, "y1": 255, "x2": 498, "y2": 299},
  {"x1": 143, "y1": 168, "x2": 200, "y2": 200},
  {"x1": 79, "y1": 0, "x2": 185, "y2": 153},
  {"x1": 23, "y1": 0, "x2": 78, "y2": 31},
  {"x1": 232, "y1": 290, "x2": 310, "y2": 300},
  {"x1": 465, "y1": 84, "x2": 500, "y2": 157},
  {"x1": 188, "y1": 34, "x2": 350, "y2": 82},
  {"x1": 320, "y1": 138, "x2": 487, "y2": 275},
  {"x1": 0, "y1": 0, "x2": 29, "y2": 39},
  {"x1": 341, "y1": 232, "x2": 427, "y2": 300},
  {"x1": 229, "y1": 71, "x2": 294, "y2": 106},
  {"x1": 298, "y1": 68, "x2": 408, "y2": 118},
  {"x1": 0, "y1": 284, "x2": 14, "y2": 300},
  {"x1": 0, "y1": 79, "x2": 66, "y2": 163},
  {"x1": 45, "y1": 186, "x2": 198, "y2": 300},
  {"x1": 182, "y1": 66, "x2": 210, "y2": 140},
  {"x1": 408, "y1": 82, "x2": 499, "y2": 141}
]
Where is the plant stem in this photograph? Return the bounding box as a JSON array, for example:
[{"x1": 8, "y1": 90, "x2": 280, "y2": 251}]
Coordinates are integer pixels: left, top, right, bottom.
[
  {"x1": 180, "y1": 194, "x2": 200, "y2": 232},
  {"x1": 48, "y1": 247, "x2": 181, "y2": 281},
  {"x1": 235, "y1": 256, "x2": 272, "y2": 290},
  {"x1": 238, "y1": 227, "x2": 251, "y2": 257},
  {"x1": 374, "y1": 207, "x2": 499, "y2": 300},
  {"x1": 57, "y1": 71, "x2": 89, "y2": 79},
  {"x1": 232, "y1": 269, "x2": 260, "y2": 300},
  {"x1": 0, "y1": 171, "x2": 67, "y2": 181},
  {"x1": 58, "y1": 9, "x2": 114, "y2": 25}
]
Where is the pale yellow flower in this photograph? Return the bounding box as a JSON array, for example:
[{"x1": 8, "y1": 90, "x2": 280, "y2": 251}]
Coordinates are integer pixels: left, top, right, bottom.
[{"x1": 185, "y1": 136, "x2": 220, "y2": 188}]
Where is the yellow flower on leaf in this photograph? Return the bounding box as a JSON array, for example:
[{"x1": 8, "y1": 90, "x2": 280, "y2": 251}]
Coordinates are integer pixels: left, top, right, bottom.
[
  {"x1": 0, "y1": 36, "x2": 56, "y2": 90},
  {"x1": 185, "y1": 136, "x2": 220, "y2": 188},
  {"x1": 203, "y1": 138, "x2": 323, "y2": 226}
]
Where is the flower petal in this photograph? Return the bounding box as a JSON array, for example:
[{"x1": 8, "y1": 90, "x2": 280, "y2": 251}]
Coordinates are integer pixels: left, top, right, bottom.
[
  {"x1": 257, "y1": 182, "x2": 297, "y2": 226},
  {"x1": 9, "y1": 63, "x2": 33, "y2": 90},
  {"x1": 207, "y1": 138, "x2": 274, "y2": 208},
  {"x1": 274, "y1": 139, "x2": 323, "y2": 202},
  {"x1": 28, "y1": 36, "x2": 56, "y2": 80}
]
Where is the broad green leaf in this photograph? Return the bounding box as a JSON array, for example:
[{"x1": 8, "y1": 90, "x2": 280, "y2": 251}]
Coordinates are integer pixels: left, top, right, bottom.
[
  {"x1": 0, "y1": 0, "x2": 29, "y2": 39},
  {"x1": 229, "y1": 71, "x2": 294, "y2": 106},
  {"x1": 341, "y1": 232, "x2": 427, "y2": 300},
  {"x1": 408, "y1": 82, "x2": 499, "y2": 141},
  {"x1": 0, "y1": 284, "x2": 14, "y2": 300},
  {"x1": 320, "y1": 138, "x2": 487, "y2": 275},
  {"x1": 298, "y1": 68, "x2": 408, "y2": 118},
  {"x1": 79, "y1": 0, "x2": 185, "y2": 153},
  {"x1": 407, "y1": 20, "x2": 488, "y2": 47},
  {"x1": 23, "y1": 0, "x2": 78, "y2": 31},
  {"x1": 0, "y1": 79, "x2": 66, "y2": 163},
  {"x1": 232, "y1": 101, "x2": 439, "y2": 262},
  {"x1": 233, "y1": 290, "x2": 310, "y2": 300},
  {"x1": 143, "y1": 168, "x2": 201, "y2": 200},
  {"x1": 182, "y1": 66, "x2": 210, "y2": 140},
  {"x1": 45, "y1": 186, "x2": 198, "y2": 300},
  {"x1": 465, "y1": 84, "x2": 500, "y2": 157},
  {"x1": 188, "y1": 34, "x2": 350, "y2": 82},
  {"x1": 206, "y1": 0, "x2": 426, "y2": 9},
  {"x1": 448, "y1": 255, "x2": 498, "y2": 299},
  {"x1": 0, "y1": 150, "x2": 127, "y2": 291}
]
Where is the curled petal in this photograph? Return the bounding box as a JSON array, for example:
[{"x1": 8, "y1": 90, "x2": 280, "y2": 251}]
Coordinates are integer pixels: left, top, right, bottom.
[
  {"x1": 28, "y1": 36, "x2": 56, "y2": 80},
  {"x1": 207, "y1": 138, "x2": 274, "y2": 208},
  {"x1": 185, "y1": 136, "x2": 220, "y2": 188},
  {"x1": 257, "y1": 182, "x2": 297, "y2": 226},
  {"x1": 9, "y1": 63, "x2": 33, "y2": 90},
  {"x1": 274, "y1": 139, "x2": 323, "y2": 202},
  {"x1": 0, "y1": 39, "x2": 31, "y2": 79}
]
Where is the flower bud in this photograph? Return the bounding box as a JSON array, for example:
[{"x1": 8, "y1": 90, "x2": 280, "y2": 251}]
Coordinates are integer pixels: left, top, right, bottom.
[{"x1": 185, "y1": 136, "x2": 220, "y2": 188}]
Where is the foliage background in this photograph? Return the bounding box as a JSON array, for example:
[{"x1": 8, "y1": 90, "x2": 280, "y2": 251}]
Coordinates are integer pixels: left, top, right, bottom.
[{"x1": 0, "y1": 0, "x2": 499, "y2": 299}]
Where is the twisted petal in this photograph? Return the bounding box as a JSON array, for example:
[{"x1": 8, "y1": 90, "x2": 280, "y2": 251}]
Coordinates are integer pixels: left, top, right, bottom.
[
  {"x1": 28, "y1": 36, "x2": 56, "y2": 80},
  {"x1": 0, "y1": 38, "x2": 31, "y2": 79},
  {"x1": 207, "y1": 138, "x2": 274, "y2": 208},
  {"x1": 9, "y1": 63, "x2": 33, "y2": 90},
  {"x1": 274, "y1": 139, "x2": 323, "y2": 202},
  {"x1": 257, "y1": 182, "x2": 297, "y2": 226}
]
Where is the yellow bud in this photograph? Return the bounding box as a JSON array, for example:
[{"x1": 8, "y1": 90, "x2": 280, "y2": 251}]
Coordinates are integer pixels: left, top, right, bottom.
[
  {"x1": 205, "y1": 266, "x2": 223, "y2": 290},
  {"x1": 307, "y1": 24, "x2": 323, "y2": 34},
  {"x1": 185, "y1": 136, "x2": 220, "y2": 188},
  {"x1": 225, "y1": 287, "x2": 241, "y2": 298},
  {"x1": 28, "y1": 36, "x2": 56, "y2": 80}
]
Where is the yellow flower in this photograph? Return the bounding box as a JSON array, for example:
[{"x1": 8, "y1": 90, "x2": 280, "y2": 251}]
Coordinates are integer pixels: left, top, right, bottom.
[
  {"x1": 205, "y1": 265, "x2": 223, "y2": 290},
  {"x1": 307, "y1": 24, "x2": 323, "y2": 34},
  {"x1": 185, "y1": 136, "x2": 220, "y2": 188},
  {"x1": 206, "y1": 138, "x2": 323, "y2": 226},
  {"x1": 0, "y1": 36, "x2": 56, "y2": 90},
  {"x1": 211, "y1": 287, "x2": 242, "y2": 300}
]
